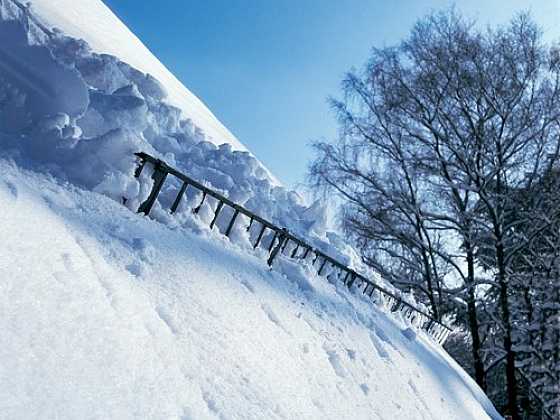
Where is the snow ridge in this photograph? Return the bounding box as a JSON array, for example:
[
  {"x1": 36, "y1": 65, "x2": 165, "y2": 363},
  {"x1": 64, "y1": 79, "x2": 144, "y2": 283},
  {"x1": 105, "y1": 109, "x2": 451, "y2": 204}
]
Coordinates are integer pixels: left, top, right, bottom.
[{"x1": 28, "y1": 0, "x2": 245, "y2": 150}]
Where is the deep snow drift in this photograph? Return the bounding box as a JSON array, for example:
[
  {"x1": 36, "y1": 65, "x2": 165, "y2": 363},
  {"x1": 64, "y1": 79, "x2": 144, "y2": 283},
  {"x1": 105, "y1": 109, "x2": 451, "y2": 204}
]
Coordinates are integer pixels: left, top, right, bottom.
[
  {"x1": 28, "y1": 0, "x2": 244, "y2": 150},
  {"x1": 0, "y1": 161, "x2": 500, "y2": 419},
  {"x1": 0, "y1": 0, "x2": 501, "y2": 418},
  {"x1": 0, "y1": 0, "x2": 388, "y2": 295}
]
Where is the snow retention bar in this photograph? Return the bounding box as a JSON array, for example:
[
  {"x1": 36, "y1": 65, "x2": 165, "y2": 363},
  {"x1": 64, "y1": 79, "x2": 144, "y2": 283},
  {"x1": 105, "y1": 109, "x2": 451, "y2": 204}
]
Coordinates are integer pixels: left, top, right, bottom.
[{"x1": 133, "y1": 152, "x2": 453, "y2": 344}]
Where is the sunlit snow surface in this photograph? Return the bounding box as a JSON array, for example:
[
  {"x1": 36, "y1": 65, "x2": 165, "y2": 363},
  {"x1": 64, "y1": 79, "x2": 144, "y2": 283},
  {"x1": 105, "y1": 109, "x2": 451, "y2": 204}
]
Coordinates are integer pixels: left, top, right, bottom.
[
  {"x1": 0, "y1": 0, "x2": 371, "y2": 288},
  {"x1": 0, "y1": 161, "x2": 500, "y2": 419},
  {"x1": 27, "y1": 0, "x2": 245, "y2": 151},
  {"x1": 0, "y1": 0, "x2": 502, "y2": 418}
]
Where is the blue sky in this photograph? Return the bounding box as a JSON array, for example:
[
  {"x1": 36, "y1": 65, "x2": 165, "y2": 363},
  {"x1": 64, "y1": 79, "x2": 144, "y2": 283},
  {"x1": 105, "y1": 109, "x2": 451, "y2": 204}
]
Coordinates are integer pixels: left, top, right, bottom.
[{"x1": 102, "y1": 0, "x2": 559, "y2": 188}]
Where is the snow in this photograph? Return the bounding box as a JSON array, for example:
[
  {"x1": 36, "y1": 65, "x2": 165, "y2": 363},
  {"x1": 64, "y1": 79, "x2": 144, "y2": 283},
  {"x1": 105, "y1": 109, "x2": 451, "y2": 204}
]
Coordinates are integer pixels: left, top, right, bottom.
[
  {"x1": 0, "y1": 13, "x2": 87, "y2": 132},
  {"x1": 0, "y1": 0, "x2": 501, "y2": 418},
  {"x1": 27, "y1": 0, "x2": 245, "y2": 151},
  {"x1": 0, "y1": 160, "x2": 501, "y2": 419},
  {"x1": 0, "y1": 0, "x2": 382, "y2": 294}
]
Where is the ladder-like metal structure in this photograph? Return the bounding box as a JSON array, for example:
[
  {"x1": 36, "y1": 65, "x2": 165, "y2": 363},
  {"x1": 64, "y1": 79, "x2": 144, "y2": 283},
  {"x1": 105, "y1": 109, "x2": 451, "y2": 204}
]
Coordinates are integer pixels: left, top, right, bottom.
[{"x1": 132, "y1": 152, "x2": 453, "y2": 344}]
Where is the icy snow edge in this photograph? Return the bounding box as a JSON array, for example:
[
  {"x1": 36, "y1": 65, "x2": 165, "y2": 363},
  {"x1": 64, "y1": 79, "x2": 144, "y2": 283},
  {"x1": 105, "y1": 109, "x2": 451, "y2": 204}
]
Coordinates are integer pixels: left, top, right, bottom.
[{"x1": 28, "y1": 0, "x2": 245, "y2": 151}]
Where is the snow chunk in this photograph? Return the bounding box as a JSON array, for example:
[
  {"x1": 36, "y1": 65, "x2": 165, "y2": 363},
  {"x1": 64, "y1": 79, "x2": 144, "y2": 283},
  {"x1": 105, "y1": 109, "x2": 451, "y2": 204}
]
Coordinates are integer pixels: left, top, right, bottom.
[{"x1": 0, "y1": 18, "x2": 88, "y2": 132}]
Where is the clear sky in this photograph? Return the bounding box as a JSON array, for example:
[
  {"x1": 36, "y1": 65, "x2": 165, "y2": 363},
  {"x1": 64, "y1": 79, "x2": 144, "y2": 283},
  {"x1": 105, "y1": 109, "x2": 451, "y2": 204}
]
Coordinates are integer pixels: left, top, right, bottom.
[{"x1": 102, "y1": 0, "x2": 559, "y2": 188}]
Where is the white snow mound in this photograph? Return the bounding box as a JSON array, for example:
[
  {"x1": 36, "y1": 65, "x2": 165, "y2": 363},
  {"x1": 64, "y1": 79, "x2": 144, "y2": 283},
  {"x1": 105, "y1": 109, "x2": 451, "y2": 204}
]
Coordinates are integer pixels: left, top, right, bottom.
[
  {"x1": 0, "y1": 1, "x2": 502, "y2": 418},
  {"x1": 0, "y1": 161, "x2": 501, "y2": 419},
  {"x1": 0, "y1": 0, "x2": 383, "y2": 291}
]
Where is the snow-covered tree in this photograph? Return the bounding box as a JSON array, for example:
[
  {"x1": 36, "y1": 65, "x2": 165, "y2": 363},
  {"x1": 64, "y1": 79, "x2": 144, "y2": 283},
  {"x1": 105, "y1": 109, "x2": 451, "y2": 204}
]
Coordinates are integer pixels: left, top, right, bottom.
[{"x1": 310, "y1": 9, "x2": 560, "y2": 419}]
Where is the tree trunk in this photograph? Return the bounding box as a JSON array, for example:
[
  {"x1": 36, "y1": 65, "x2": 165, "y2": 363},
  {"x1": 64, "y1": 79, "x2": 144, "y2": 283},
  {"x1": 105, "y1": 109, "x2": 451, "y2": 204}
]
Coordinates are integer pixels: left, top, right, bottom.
[
  {"x1": 465, "y1": 246, "x2": 486, "y2": 390},
  {"x1": 496, "y1": 240, "x2": 518, "y2": 419},
  {"x1": 421, "y1": 249, "x2": 440, "y2": 321}
]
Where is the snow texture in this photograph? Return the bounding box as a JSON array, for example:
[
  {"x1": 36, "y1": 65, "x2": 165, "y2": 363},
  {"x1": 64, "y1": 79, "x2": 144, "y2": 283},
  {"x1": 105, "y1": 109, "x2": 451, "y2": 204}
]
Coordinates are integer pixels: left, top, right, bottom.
[
  {"x1": 0, "y1": 160, "x2": 501, "y2": 419},
  {"x1": 0, "y1": 0, "x2": 392, "y2": 297},
  {"x1": 28, "y1": 0, "x2": 245, "y2": 151},
  {"x1": 0, "y1": 0, "x2": 501, "y2": 418}
]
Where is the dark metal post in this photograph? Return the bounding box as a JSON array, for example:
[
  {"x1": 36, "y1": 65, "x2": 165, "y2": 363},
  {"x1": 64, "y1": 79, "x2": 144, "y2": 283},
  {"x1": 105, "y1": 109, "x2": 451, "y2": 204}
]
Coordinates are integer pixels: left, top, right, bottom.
[
  {"x1": 134, "y1": 158, "x2": 146, "y2": 178},
  {"x1": 225, "y1": 209, "x2": 240, "y2": 237},
  {"x1": 386, "y1": 295, "x2": 393, "y2": 308},
  {"x1": 425, "y1": 319, "x2": 434, "y2": 333},
  {"x1": 268, "y1": 231, "x2": 279, "y2": 252},
  {"x1": 346, "y1": 273, "x2": 356, "y2": 288},
  {"x1": 253, "y1": 225, "x2": 266, "y2": 249},
  {"x1": 209, "y1": 201, "x2": 224, "y2": 229},
  {"x1": 342, "y1": 271, "x2": 350, "y2": 285},
  {"x1": 193, "y1": 191, "x2": 207, "y2": 214},
  {"x1": 267, "y1": 229, "x2": 288, "y2": 266},
  {"x1": 290, "y1": 244, "x2": 300, "y2": 258},
  {"x1": 138, "y1": 162, "x2": 168, "y2": 216},
  {"x1": 170, "y1": 182, "x2": 188, "y2": 214},
  {"x1": 312, "y1": 253, "x2": 320, "y2": 265},
  {"x1": 318, "y1": 259, "x2": 328, "y2": 276}
]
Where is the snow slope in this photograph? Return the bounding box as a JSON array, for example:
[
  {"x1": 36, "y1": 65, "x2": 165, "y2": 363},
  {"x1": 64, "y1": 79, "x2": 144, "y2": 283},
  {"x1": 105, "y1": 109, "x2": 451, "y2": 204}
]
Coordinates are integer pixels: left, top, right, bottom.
[
  {"x1": 0, "y1": 160, "x2": 501, "y2": 419},
  {"x1": 0, "y1": 0, "x2": 501, "y2": 418},
  {"x1": 28, "y1": 0, "x2": 244, "y2": 150},
  {"x1": 0, "y1": 0, "x2": 378, "y2": 292}
]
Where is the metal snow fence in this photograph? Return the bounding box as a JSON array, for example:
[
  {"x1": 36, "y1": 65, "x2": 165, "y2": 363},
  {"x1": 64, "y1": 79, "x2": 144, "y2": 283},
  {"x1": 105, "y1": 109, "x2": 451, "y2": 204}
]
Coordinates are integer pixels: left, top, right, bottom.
[{"x1": 132, "y1": 152, "x2": 453, "y2": 344}]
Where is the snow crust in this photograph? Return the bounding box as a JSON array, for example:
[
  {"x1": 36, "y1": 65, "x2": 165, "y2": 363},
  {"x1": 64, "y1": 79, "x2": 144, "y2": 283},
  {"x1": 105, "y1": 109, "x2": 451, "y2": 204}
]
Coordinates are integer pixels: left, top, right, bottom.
[{"x1": 0, "y1": 160, "x2": 501, "y2": 419}]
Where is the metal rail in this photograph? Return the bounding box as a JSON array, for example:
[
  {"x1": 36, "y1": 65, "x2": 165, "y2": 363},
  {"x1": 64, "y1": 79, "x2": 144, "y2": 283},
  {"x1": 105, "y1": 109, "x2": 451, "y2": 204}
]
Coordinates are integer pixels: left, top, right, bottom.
[{"x1": 132, "y1": 152, "x2": 453, "y2": 344}]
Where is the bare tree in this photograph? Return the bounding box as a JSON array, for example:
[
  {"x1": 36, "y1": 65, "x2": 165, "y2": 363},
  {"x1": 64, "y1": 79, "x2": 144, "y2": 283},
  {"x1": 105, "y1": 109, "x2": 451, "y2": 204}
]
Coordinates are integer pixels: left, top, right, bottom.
[
  {"x1": 310, "y1": 113, "x2": 447, "y2": 319},
  {"x1": 310, "y1": 9, "x2": 560, "y2": 418}
]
